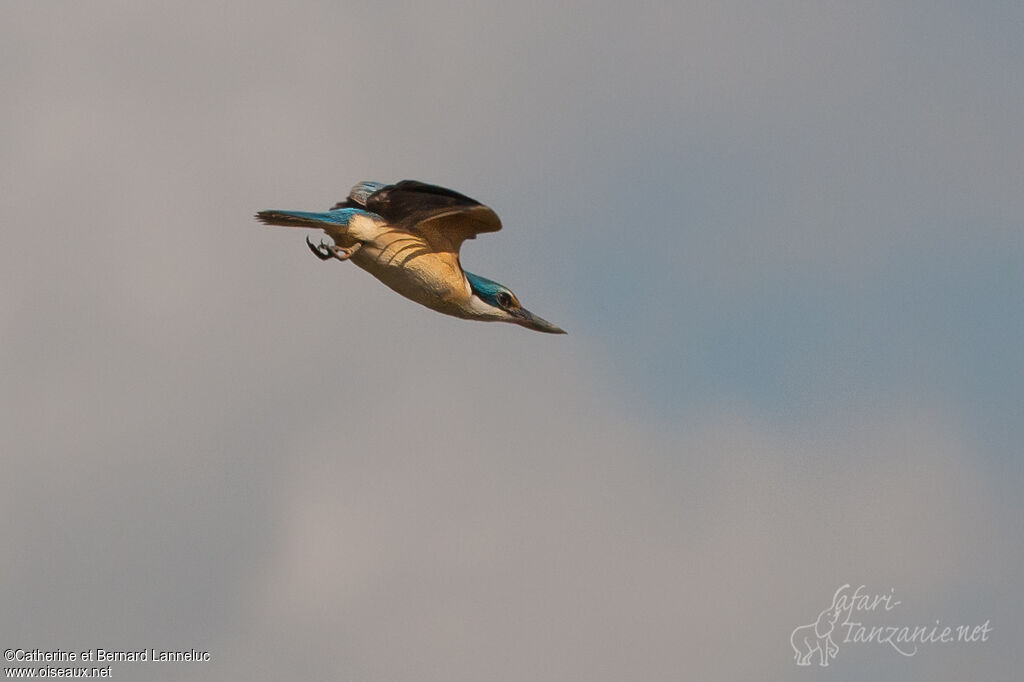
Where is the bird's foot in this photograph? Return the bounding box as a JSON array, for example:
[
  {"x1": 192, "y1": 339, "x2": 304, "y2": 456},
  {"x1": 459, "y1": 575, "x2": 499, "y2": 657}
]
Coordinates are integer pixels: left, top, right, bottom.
[{"x1": 306, "y1": 236, "x2": 360, "y2": 262}]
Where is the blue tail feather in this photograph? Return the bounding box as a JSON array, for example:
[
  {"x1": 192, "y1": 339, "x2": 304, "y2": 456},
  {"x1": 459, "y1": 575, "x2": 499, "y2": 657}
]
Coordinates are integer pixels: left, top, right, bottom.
[{"x1": 255, "y1": 207, "x2": 374, "y2": 228}]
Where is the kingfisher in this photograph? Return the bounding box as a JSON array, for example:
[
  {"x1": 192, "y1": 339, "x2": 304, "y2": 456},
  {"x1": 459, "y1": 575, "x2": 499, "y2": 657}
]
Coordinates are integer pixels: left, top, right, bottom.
[{"x1": 256, "y1": 180, "x2": 566, "y2": 334}]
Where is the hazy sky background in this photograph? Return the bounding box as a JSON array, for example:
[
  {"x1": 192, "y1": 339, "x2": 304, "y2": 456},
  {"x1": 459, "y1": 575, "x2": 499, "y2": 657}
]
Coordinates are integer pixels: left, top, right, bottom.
[{"x1": 2, "y1": 2, "x2": 1021, "y2": 680}]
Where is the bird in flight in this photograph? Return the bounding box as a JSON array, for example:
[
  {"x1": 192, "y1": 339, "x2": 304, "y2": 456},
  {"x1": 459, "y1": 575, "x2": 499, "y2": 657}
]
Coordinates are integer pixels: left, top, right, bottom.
[{"x1": 256, "y1": 180, "x2": 566, "y2": 334}]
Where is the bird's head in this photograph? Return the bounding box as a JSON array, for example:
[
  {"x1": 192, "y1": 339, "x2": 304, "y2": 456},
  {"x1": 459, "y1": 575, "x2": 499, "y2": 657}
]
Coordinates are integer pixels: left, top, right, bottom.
[{"x1": 464, "y1": 272, "x2": 566, "y2": 334}]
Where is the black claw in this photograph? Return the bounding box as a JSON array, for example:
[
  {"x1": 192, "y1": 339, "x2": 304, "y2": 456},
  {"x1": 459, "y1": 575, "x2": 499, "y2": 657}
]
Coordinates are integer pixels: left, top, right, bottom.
[{"x1": 306, "y1": 235, "x2": 332, "y2": 261}]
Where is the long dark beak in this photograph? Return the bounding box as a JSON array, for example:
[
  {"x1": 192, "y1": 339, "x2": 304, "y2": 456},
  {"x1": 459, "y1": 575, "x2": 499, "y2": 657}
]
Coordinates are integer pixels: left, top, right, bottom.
[{"x1": 513, "y1": 308, "x2": 567, "y2": 334}]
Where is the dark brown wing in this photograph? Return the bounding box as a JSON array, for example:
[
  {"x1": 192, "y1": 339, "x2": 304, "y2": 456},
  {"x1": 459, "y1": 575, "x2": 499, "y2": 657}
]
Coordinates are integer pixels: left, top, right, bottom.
[{"x1": 365, "y1": 180, "x2": 502, "y2": 253}]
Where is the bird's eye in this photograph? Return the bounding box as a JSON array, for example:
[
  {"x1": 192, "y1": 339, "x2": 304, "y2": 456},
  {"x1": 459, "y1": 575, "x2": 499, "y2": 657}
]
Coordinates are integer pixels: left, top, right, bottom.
[{"x1": 496, "y1": 292, "x2": 513, "y2": 308}]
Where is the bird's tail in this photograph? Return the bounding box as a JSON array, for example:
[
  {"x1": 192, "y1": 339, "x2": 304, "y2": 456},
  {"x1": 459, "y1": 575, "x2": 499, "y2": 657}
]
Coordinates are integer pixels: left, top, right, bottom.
[{"x1": 254, "y1": 208, "x2": 364, "y2": 228}]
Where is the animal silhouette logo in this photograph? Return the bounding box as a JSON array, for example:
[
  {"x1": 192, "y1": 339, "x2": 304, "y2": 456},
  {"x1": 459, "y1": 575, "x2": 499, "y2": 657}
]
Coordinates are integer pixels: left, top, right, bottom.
[{"x1": 790, "y1": 587, "x2": 844, "y2": 667}]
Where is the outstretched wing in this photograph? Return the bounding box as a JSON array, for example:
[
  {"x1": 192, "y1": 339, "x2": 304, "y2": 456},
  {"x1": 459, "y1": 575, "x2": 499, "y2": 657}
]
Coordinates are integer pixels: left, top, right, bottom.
[{"x1": 367, "y1": 180, "x2": 503, "y2": 254}]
